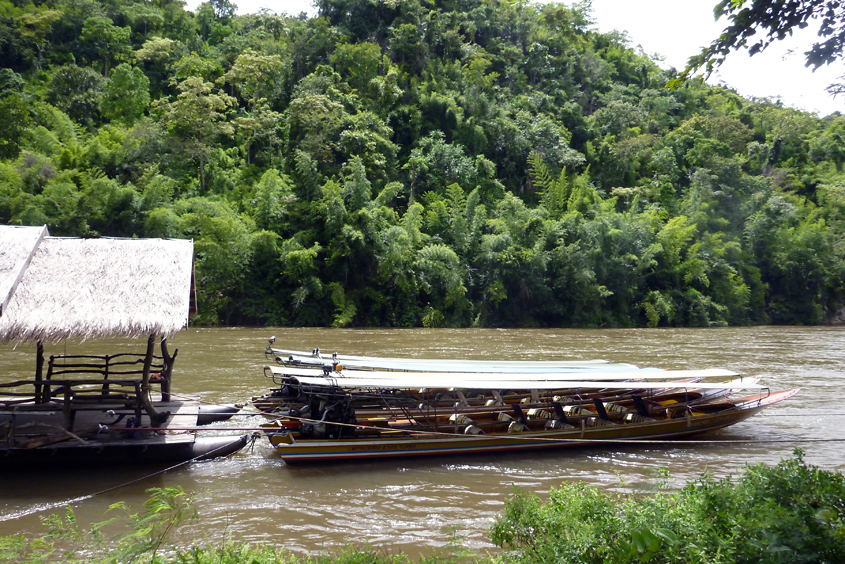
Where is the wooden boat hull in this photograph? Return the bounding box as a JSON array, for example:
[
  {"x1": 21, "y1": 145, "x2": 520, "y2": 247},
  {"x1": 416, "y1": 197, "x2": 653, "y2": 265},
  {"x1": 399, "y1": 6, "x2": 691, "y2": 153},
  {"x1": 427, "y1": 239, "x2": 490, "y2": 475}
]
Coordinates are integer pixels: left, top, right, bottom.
[{"x1": 271, "y1": 389, "x2": 798, "y2": 464}]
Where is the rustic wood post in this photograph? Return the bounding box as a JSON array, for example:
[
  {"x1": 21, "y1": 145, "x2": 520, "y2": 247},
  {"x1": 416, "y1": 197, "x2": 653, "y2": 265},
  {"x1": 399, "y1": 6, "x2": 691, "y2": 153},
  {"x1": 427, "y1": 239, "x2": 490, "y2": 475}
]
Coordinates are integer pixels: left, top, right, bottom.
[
  {"x1": 160, "y1": 338, "x2": 178, "y2": 403},
  {"x1": 34, "y1": 341, "x2": 44, "y2": 403},
  {"x1": 140, "y1": 333, "x2": 162, "y2": 423},
  {"x1": 44, "y1": 356, "x2": 54, "y2": 402},
  {"x1": 101, "y1": 354, "x2": 111, "y2": 397}
]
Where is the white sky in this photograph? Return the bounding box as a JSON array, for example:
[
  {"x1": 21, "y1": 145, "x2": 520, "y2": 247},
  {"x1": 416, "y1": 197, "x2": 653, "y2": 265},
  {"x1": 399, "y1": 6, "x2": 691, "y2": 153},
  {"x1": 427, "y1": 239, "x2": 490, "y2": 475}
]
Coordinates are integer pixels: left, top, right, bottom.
[{"x1": 190, "y1": 0, "x2": 844, "y2": 117}]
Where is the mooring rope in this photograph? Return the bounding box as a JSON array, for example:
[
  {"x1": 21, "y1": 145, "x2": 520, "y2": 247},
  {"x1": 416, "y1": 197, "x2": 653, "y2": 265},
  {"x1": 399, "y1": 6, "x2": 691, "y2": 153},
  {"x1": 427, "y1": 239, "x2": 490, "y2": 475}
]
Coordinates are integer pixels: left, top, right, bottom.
[{"x1": 0, "y1": 434, "x2": 258, "y2": 524}]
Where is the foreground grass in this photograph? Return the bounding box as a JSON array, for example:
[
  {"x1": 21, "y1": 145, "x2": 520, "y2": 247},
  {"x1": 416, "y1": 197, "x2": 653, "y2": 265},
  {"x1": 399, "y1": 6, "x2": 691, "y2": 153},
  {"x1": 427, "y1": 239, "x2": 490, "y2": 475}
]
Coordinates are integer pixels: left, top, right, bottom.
[{"x1": 3, "y1": 450, "x2": 844, "y2": 564}]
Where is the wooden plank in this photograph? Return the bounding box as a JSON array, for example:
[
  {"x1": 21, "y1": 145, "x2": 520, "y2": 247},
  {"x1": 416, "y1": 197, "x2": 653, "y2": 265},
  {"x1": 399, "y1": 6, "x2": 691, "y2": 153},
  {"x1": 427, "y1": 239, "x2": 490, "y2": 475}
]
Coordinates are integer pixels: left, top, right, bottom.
[{"x1": 160, "y1": 396, "x2": 199, "y2": 433}]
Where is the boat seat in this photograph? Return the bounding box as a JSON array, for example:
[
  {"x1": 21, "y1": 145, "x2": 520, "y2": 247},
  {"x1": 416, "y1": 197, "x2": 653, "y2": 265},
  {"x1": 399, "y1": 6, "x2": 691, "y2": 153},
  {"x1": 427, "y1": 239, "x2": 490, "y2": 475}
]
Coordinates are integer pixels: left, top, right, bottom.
[
  {"x1": 497, "y1": 412, "x2": 513, "y2": 422},
  {"x1": 602, "y1": 402, "x2": 628, "y2": 414},
  {"x1": 545, "y1": 419, "x2": 574, "y2": 430},
  {"x1": 464, "y1": 425, "x2": 484, "y2": 435},
  {"x1": 631, "y1": 395, "x2": 651, "y2": 417},
  {"x1": 507, "y1": 421, "x2": 528, "y2": 433},
  {"x1": 667, "y1": 406, "x2": 688, "y2": 419},
  {"x1": 449, "y1": 413, "x2": 474, "y2": 425},
  {"x1": 551, "y1": 402, "x2": 572, "y2": 426},
  {"x1": 454, "y1": 391, "x2": 470, "y2": 408},
  {"x1": 526, "y1": 408, "x2": 551, "y2": 420},
  {"x1": 585, "y1": 417, "x2": 614, "y2": 427},
  {"x1": 624, "y1": 413, "x2": 655, "y2": 423}
]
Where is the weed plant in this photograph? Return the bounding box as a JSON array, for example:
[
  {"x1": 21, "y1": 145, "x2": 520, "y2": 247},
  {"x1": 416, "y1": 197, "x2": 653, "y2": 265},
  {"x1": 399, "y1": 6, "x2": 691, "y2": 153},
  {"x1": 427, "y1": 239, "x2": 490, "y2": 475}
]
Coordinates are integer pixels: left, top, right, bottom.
[
  {"x1": 2, "y1": 450, "x2": 843, "y2": 564},
  {"x1": 490, "y1": 449, "x2": 845, "y2": 564}
]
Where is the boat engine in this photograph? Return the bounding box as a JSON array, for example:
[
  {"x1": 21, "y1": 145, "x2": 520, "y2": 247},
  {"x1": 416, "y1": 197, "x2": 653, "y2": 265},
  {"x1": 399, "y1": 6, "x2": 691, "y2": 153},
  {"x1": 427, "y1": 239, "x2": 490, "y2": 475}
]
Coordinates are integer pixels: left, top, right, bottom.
[{"x1": 298, "y1": 394, "x2": 356, "y2": 439}]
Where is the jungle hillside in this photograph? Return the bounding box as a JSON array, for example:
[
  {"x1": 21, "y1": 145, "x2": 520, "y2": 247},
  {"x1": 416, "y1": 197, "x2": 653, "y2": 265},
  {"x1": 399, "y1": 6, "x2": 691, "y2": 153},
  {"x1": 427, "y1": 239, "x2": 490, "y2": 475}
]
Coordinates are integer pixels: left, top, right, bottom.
[{"x1": 1, "y1": 0, "x2": 844, "y2": 328}]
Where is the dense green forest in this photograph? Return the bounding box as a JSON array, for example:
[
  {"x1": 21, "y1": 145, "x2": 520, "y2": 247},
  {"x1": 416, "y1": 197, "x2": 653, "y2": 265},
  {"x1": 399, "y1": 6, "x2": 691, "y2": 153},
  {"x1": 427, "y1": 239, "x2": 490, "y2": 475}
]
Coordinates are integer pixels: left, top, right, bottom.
[{"x1": 1, "y1": 0, "x2": 844, "y2": 327}]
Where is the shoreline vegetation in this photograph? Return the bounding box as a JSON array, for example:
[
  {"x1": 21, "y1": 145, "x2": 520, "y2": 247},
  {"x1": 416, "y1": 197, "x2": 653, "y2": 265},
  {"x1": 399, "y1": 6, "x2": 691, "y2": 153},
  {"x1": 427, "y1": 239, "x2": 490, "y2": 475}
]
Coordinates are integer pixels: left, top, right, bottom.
[
  {"x1": 1, "y1": 0, "x2": 844, "y2": 329},
  {"x1": 3, "y1": 451, "x2": 844, "y2": 563}
]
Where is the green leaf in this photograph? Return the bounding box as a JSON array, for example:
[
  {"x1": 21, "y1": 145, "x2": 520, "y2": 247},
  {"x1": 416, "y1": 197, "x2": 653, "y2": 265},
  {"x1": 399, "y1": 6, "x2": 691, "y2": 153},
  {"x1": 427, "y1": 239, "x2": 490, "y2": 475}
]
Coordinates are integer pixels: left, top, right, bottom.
[
  {"x1": 641, "y1": 529, "x2": 660, "y2": 553},
  {"x1": 654, "y1": 528, "x2": 679, "y2": 545},
  {"x1": 631, "y1": 530, "x2": 646, "y2": 553}
]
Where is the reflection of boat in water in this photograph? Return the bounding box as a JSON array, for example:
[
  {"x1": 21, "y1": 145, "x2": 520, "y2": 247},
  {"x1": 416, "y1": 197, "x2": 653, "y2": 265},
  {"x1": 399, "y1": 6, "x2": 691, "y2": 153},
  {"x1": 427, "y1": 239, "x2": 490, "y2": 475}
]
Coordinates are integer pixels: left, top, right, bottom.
[
  {"x1": 1, "y1": 225, "x2": 248, "y2": 468},
  {"x1": 256, "y1": 346, "x2": 797, "y2": 464}
]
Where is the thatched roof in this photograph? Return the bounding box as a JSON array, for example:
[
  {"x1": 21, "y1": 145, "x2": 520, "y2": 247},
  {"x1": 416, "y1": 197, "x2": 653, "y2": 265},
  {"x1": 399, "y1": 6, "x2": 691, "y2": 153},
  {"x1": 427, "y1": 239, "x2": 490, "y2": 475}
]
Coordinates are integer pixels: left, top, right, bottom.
[
  {"x1": 0, "y1": 225, "x2": 48, "y2": 318},
  {"x1": 0, "y1": 226, "x2": 194, "y2": 344}
]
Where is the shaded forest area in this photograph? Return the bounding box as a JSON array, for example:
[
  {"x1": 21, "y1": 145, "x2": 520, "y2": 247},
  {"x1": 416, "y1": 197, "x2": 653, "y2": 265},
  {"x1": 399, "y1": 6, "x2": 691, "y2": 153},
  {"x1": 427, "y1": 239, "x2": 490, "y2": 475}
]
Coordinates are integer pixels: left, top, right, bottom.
[{"x1": 1, "y1": 0, "x2": 844, "y2": 327}]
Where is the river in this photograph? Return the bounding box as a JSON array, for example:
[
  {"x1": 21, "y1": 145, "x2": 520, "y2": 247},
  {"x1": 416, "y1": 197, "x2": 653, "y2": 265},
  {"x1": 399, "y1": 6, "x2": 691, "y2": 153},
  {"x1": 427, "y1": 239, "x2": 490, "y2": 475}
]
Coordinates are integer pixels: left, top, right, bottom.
[{"x1": 1, "y1": 326, "x2": 843, "y2": 557}]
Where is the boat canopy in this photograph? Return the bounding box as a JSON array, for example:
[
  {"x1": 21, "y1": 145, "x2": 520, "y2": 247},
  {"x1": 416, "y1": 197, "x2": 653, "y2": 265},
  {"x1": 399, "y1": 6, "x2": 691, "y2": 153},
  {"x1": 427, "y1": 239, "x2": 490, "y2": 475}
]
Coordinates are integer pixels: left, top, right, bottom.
[
  {"x1": 267, "y1": 347, "x2": 627, "y2": 371},
  {"x1": 266, "y1": 365, "x2": 742, "y2": 382},
  {"x1": 266, "y1": 366, "x2": 762, "y2": 391},
  {"x1": 275, "y1": 352, "x2": 639, "y2": 373}
]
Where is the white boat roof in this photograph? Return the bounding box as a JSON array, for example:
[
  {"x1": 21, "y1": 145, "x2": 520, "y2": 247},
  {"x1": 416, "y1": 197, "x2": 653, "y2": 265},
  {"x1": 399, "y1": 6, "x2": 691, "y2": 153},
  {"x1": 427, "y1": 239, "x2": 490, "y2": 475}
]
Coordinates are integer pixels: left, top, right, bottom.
[
  {"x1": 277, "y1": 354, "x2": 639, "y2": 373},
  {"x1": 266, "y1": 366, "x2": 755, "y2": 390},
  {"x1": 280, "y1": 371, "x2": 764, "y2": 391},
  {"x1": 266, "y1": 348, "x2": 646, "y2": 374}
]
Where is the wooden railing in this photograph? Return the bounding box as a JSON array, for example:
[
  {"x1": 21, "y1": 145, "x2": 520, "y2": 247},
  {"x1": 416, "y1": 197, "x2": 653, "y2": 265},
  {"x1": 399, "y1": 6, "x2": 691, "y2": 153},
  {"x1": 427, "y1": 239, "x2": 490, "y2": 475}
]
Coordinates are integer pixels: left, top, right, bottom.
[{"x1": 41, "y1": 353, "x2": 166, "y2": 402}]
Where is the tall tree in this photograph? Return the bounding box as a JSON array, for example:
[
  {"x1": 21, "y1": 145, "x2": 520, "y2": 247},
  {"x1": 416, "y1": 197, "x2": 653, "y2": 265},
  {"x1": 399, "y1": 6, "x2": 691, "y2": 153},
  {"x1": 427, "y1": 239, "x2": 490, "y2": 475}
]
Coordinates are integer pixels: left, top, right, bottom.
[
  {"x1": 19, "y1": 9, "x2": 63, "y2": 70},
  {"x1": 223, "y1": 50, "x2": 286, "y2": 165},
  {"x1": 100, "y1": 63, "x2": 151, "y2": 125},
  {"x1": 677, "y1": 0, "x2": 845, "y2": 96},
  {"x1": 153, "y1": 76, "x2": 236, "y2": 192},
  {"x1": 79, "y1": 16, "x2": 131, "y2": 77}
]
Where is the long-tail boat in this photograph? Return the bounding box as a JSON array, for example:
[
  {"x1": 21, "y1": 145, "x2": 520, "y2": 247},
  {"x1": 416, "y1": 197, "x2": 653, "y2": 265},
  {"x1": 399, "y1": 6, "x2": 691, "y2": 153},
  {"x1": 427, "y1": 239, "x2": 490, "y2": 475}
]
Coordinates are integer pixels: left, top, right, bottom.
[
  {"x1": 252, "y1": 362, "x2": 757, "y2": 413},
  {"x1": 257, "y1": 363, "x2": 797, "y2": 464}
]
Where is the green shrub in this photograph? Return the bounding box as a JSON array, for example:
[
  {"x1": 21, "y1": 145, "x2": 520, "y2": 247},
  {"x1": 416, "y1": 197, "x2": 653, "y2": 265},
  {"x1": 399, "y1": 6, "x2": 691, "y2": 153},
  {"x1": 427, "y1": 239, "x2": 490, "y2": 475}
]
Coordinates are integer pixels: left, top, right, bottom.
[
  {"x1": 4, "y1": 452, "x2": 844, "y2": 564},
  {"x1": 490, "y1": 450, "x2": 845, "y2": 564}
]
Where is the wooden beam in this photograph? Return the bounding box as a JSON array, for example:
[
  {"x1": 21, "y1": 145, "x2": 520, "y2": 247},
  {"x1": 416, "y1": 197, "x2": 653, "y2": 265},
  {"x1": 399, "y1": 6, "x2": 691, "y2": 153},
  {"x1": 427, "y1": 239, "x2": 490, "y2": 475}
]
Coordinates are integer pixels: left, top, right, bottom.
[{"x1": 1, "y1": 225, "x2": 47, "y2": 318}]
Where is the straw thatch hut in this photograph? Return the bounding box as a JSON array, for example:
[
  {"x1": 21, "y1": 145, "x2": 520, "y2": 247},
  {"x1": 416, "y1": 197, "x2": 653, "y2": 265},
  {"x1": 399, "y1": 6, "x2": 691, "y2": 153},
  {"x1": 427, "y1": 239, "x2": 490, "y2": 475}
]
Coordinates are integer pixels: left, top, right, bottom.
[
  {"x1": 1, "y1": 225, "x2": 195, "y2": 412},
  {"x1": 0, "y1": 226, "x2": 194, "y2": 344},
  {"x1": 0, "y1": 227, "x2": 250, "y2": 467}
]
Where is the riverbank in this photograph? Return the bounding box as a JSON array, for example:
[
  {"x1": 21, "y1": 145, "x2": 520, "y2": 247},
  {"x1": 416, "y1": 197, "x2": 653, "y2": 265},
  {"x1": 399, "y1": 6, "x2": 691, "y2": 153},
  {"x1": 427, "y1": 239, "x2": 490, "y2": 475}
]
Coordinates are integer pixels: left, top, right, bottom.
[{"x1": 3, "y1": 451, "x2": 842, "y2": 564}]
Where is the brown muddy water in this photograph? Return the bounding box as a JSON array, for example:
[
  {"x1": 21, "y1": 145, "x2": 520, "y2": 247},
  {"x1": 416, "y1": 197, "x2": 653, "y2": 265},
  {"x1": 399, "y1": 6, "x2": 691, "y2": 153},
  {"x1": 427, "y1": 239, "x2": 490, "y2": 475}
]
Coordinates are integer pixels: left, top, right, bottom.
[{"x1": 1, "y1": 326, "x2": 843, "y2": 557}]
